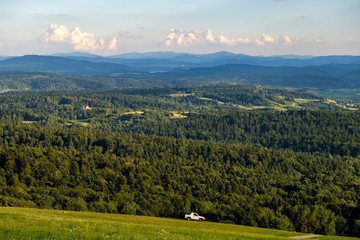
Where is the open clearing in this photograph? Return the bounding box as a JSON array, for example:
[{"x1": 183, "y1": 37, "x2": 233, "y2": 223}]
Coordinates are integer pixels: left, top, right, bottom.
[
  {"x1": 168, "y1": 93, "x2": 195, "y2": 97},
  {"x1": 66, "y1": 119, "x2": 89, "y2": 126},
  {"x1": 120, "y1": 110, "x2": 145, "y2": 116},
  {"x1": 294, "y1": 99, "x2": 320, "y2": 103},
  {"x1": 170, "y1": 111, "x2": 188, "y2": 119},
  {"x1": 0, "y1": 207, "x2": 356, "y2": 240}
]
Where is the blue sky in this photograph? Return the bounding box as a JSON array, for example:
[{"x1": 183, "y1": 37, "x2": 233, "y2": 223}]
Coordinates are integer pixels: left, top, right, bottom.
[{"x1": 0, "y1": 0, "x2": 359, "y2": 56}]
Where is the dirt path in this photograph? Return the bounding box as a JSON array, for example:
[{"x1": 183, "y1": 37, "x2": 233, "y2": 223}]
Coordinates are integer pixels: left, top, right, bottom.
[{"x1": 290, "y1": 235, "x2": 322, "y2": 239}]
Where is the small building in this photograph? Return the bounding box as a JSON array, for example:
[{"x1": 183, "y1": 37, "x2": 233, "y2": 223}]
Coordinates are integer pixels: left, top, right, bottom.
[{"x1": 81, "y1": 105, "x2": 91, "y2": 110}]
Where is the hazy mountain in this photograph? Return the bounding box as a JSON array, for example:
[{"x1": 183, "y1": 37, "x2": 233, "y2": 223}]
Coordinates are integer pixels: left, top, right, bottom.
[
  {"x1": 52, "y1": 52, "x2": 101, "y2": 58},
  {"x1": 62, "y1": 51, "x2": 360, "y2": 72},
  {"x1": 0, "y1": 53, "x2": 359, "y2": 90},
  {"x1": 3, "y1": 52, "x2": 360, "y2": 73},
  {"x1": 0, "y1": 56, "x2": 10, "y2": 61},
  {"x1": 108, "y1": 51, "x2": 189, "y2": 59},
  {"x1": 0, "y1": 55, "x2": 131, "y2": 75},
  {"x1": 165, "y1": 63, "x2": 360, "y2": 78},
  {"x1": 154, "y1": 63, "x2": 359, "y2": 89}
]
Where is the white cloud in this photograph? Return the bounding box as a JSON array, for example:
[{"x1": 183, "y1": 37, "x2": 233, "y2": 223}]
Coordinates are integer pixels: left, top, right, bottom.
[
  {"x1": 255, "y1": 33, "x2": 276, "y2": 46},
  {"x1": 255, "y1": 39, "x2": 265, "y2": 46},
  {"x1": 108, "y1": 36, "x2": 118, "y2": 50},
  {"x1": 236, "y1": 37, "x2": 250, "y2": 44},
  {"x1": 165, "y1": 28, "x2": 176, "y2": 46},
  {"x1": 165, "y1": 28, "x2": 249, "y2": 46},
  {"x1": 262, "y1": 34, "x2": 275, "y2": 43},
  {"x1": 280, "y1": 34, "x2": 292, "y2": 45},
  {"x1": 218, "y1": 35, "x2": 250, "y2": 46},
  {"x1": 205, "y1": 29, "x2": 215, "y2": 43},
  {"x1": 40, "y1": 24, "x2": 118, "y2": 51},
  {"x1": 218, "y1": 35, "x2": 236, "y2": 45},
  {"x1": 164, "y1": 29, "x2": 325, "y2": 50},
  {"x1": 40, "y1": 24, "x2": 70, "y2": 43},
  {"x1": 165, "y1": 29, "x2": 203, "y2": 46}
]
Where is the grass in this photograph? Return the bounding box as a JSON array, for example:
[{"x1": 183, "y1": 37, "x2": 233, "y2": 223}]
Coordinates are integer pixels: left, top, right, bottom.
[
  {"x1": 0, "y1": 207, "x2": 356, "y2": 240},
  {"x1": 169, "y1": 111, "x2": 188, "y2": 119},
  {"x1": 67, "y1": 119, "x2": 89, "y2": 126},
  {"x1": 198, "y1": 97, "x2": 225, "y2": 105},
  {"x1": 120, "y1": 111, "x2": 145, "y2": 116},
  {"x1": 168, "y1": 93, "x2": 194, "y2": 97},
  {"x1": 294, "y1": 99, "x2": 320, "y2": 103}
]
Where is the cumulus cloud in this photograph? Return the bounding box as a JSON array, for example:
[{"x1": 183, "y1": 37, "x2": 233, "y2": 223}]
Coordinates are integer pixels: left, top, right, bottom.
[
  {"x1": 255, "y1": 39, "x2": 265, "y2": 46},
  {"x1": 41, "y1": 24, "x2": 70, "y2": 43},
  {"x1": 108, "y1": 36, "x2": 118, "y2": 50},
  {"x1": 262, "y1": 34, "x2": 275, "y2": 43},
  {"x1": 165, "y1": 29, "x2": 203, "y2": 46},
  {"x1": 165, "y1": 28, "x2": 176, "y2": 46},
  {"x1": 40, "y1": 24, "x2": 117, "y2": 51},
  {"x1": 256, "y1": 33, "x2": 292, "y2": 46},
  {"x1": 205, "y1": 29, "x2": 215, "y2": 43},
  {"x1": 280, "y1": 34, "x2": 292, "y2": 45},
  {"x1": 218, "y1": 35, "x2": 250, "y2": 45},
  {"x1": 164, "y1": 28, "x2": 249, "y2": 46},
  {"x1": 164, "y1": 29, "x2": 324, "y2": 49}
]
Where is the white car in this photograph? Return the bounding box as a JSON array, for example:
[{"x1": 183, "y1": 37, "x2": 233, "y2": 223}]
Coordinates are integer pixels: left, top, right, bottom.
[{"x1": 184, "y1": 212, "x2": 205, "y2": 222}]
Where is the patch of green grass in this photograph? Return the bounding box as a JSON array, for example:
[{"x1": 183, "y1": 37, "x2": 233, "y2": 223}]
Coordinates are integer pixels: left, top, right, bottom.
[
  {"x1": 67, "y1": 119, "x2": 89, "y2": 126},
  {"x1": 294, "y1": 98, "x2": 320, "y2": 103},
  {"x1": 0, "y1": 88, "x2": 16, "y2": 93},
  {"x1": 0, "y1": 207, "x2": 356, "y2": 240}
]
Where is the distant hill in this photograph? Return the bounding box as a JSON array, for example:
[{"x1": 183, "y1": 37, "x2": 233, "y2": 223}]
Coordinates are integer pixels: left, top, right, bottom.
[
  {"x1": 154, "y1": 63, "x2": 358, "y2": 89},
  {"x1": 0, "y1": 55, "x2": 131, "y2": 75},
  {"x1": 33, "y1": 51, "x2": 360, "y2": 72},
  {"x1": 0, "y1": 53, "x2": 359, "y2": 89}
]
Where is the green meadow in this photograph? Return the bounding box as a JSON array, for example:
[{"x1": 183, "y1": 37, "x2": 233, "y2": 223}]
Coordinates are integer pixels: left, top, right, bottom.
[{"x1": 0, "y1": 207, "x2": 356, "y2": 240}]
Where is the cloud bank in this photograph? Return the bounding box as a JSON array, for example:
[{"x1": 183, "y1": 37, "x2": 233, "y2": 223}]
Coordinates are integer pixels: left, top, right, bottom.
[
  {"x1": 165, "y1": 28, "x2": 250, "y2": 46},
  {"x1": 40, "y1": 24, "x2": 117, "y2": 51},
  {"x1": 164, "y1": 29, "x2": 324, "y2": 48}
]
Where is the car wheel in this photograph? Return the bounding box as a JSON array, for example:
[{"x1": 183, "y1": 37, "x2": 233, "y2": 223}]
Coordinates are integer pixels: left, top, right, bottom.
[
  {"x1": 187, "y1": 217, "x2": 191, "y2": 221},
  {"x1": 199, "y1": 219, "x2": 203, "y2": 222}
]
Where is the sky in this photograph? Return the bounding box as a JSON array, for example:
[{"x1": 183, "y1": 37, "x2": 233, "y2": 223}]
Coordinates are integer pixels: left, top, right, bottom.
[{"x1": 0, "y1": 0, "x2": 359, "y2": 56}]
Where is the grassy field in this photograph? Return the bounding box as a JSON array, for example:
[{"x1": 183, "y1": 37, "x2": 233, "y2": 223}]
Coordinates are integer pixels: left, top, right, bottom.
[
  {"x1": 66, "y1": 119, "x2": 89, "y2": 126},
  {"x1": 0, "y1": 207, "x2": 356, "y2": 240}
]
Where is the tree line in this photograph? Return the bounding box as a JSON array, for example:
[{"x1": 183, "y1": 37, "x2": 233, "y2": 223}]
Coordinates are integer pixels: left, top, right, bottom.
[{"x1": 0, "y1": 123, "x2": 359, "y2": 236}]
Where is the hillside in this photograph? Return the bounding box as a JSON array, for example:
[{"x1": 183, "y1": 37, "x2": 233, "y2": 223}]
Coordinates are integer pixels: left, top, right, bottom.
[
  {"x1": 0, "y1": 55, "x2": 130, "y2": 75},
  {"x1": 2, "y1": 207, "x2": 354, "y2": 240},
  {"x1": 1, "y1": 87, "x2": 360, "y2": 237},
  {"x1": 156, "y1": 64, "x2": 359, "y2": 89},
  {"x1": 51, "y1": 51, "x2": 360, "y2": 71},
  {"x1": 0, "y1": 53, "x2": 359, "y2": 89},
  {"x1": 0, "y1": 70, "x2": 191, "y2": 91}
]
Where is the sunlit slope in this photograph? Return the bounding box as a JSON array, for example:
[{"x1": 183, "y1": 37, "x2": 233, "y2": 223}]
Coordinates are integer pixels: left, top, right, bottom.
[{"x1": 0, "y1": 207, "x2": 355, "y2": 240}]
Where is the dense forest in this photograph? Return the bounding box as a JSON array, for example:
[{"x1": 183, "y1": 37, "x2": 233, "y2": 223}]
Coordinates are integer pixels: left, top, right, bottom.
[{"x1": 0, "y1": 84, "x2": 360, "y2": 237}]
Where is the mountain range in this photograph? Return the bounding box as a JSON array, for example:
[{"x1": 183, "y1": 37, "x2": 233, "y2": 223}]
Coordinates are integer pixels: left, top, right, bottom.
[{"x1": 0, "y1": 51, "x2": 359, "y2": 90}]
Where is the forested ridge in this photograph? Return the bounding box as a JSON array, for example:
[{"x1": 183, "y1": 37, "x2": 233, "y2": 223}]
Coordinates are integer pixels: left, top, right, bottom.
[
  {"x1": 0, "y1": 85, "x2": 360, "y2": 237},
  {"x1": 1, "y1": 124, "x2": 359, "y2": 236}
]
